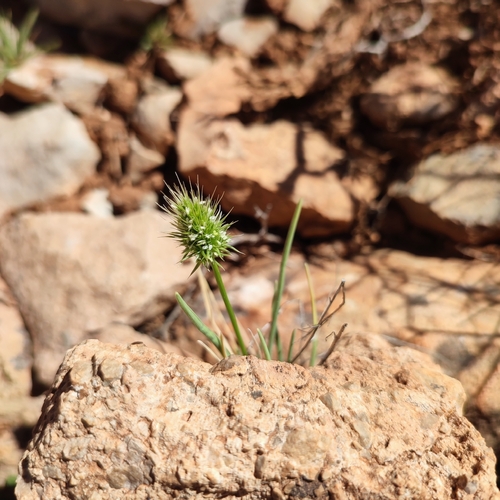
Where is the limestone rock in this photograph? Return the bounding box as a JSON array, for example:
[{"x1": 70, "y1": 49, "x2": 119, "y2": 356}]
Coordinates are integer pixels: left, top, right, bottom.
[
  {"x1": 33, "y1": 0, "x2": 174, "y2": 37},
  {"x1": 183, "y1": 57, "x2": 252, "y2": 116},
  {"x1": 16, "y1": 337, "x2": 500, "y2": 499},
  {"x1": 361, "y1": 63, "x2": 459, "y2": 130},
  {"x1": 0, "y1": 210, "x2": 192, "y2": 387},
  {"x1": 177, "y1": 0, "x2": 247, "y2": 40},
  {"x1": 177, "y1": 113, "x2": 354, "y2": 237},
  {"x1": 0, "y1": 103, "x2": 100, "y2": 221},
  {"x1": 3, "y1": 54, "x2": 125, "y2": 113},
  {"x1": 131, "y1": 85, "x2": 183, "y2": 155},
  {"x1": 157, "y1": 48, "x2": 213, "y2": 83},
  {"x1": 217, "y1": 17, "x2": 278, "y2": 57},
  {"x1": 283, "y1": 0, "x2": 333, "y2": 32},
  {"x1": 126, "y1": 136, "x2": 166, "y2": 184},
  {"x1": 80, "y1": 188, "x2": 114, "y2": 218},
  {"x1": 389, "y1": 143, "x2": 500, "y2": 244}
]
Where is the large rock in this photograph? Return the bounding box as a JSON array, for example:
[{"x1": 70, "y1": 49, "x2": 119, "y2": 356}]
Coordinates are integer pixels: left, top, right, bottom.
[
  {"x1": 0, "y1": 103, "x2": 100, "y2": 221},
  {"x1": 33, "y1": 0, "x2": 174, "y2": 37},
  {"x1": 16, "y1": 337, "x2": 499, "y2": 499},
  {"x1": 389, "y1": 143, "x2": 500, "y2": 244},
  {"x1": 361, "y1": 63, "x2": 458, "y2": 130},
  {"x1": 177, "y1": 113, "x2": 354, "y2": 237},
  {"x1": 0, "y1": 210, "x2": 192, "y2": 387}
]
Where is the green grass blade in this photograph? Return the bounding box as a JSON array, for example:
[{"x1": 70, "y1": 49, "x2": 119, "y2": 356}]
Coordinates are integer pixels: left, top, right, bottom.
[
  {"x1": 268, "y1": 199, "x2": 303, "y2": 353},
  {"x1": 257, "y1": 328, "x2": 271, "y2": 361},
  {"x1": 175, "y1": 292, "x2": 225, "y2": 355},
  {"x1": 17, "y1": 8, "x2": 38, "y2": 58},
  {"x1": 213, "y1": 264, "x2": 247, "y2": 355},
  {"x1": 287, "y1": 328, "x2": 297, "y2": 363}
]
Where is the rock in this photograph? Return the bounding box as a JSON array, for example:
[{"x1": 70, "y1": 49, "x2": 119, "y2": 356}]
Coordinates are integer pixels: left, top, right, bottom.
[
  {"x1": 0, "y1": 278, "x2": 31, "y2": 401},
  {"x1": 0, "y1": 103, "x2": 100, "y2": 221},
  {"x1": 184, "y1": 57, "x2": 252, "y2": 116},
  {"x1": 157, "y1": 48, "x2": 213, "y2": 83},
  {"x1": 80, "y1": 188, "x2": 114, "y2": 218},
  {"x1": 131, "y1": 85, "x2": 183, "y2": 155},
  {"x1": 0, "y1": 210, "x2": 192, "y2": 387},
  {"x1": 33, "y1": 0, "x2": 174, "y2": 38},
  {"x1": 16, "y1": 338, "x2": 500, "y2": 499},
  {"x1": 3, "y1": 54, "x2": 125, "y2": 113},
  {"x1": 177, "y1": 0, "x2": 247, "y2": 40},
  {"x1": 389, "y1": 143, "x2": 500, "y2": 244},
  {"x1": 81, "y1": 107, "x2": 129, "y2": 179},
  {"x1": 360, "y1": 62, "x2": 459, "y2": 130},
  {"x1": 283, "y1": 0, "x2": 333, "y2": 32},
  {"x1": 177, "y1": 113, "x2": 353, "y2": 237},
  {"x1": 94, "y1": 323, "x2": 184, "y2": 357},
  {"x1": 217, "y1": 17, "x2": 278, "y2": 57},
  {"x1": 126, "y1": 136, "x2": 165, "y2": 184}
]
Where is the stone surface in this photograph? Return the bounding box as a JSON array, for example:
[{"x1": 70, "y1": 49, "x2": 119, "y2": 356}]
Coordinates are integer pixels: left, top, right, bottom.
[
  {"x1": 361, "y1": 62, "x2": 459, "y2": 130},
  {"x1": 177, "y1": 0, "x2": 247, "y2": 40},
  {"x1": 4, "y1": 54, "x2": 125, "y2": 113},
  {"x1": 389, "y1": 143, "x2": 500, "y2": 244},
  {"x1": 16, "y1": 337, "x2": 500, "y2": 499},
  {"x1": 126, "y1": 136, "x2": 166, "y2": 184},
  {"x1": 0, "y1": 103, "x2": 101, "y2": 221},
  {"x1": 131, "y1": 85, "x2": 183, "y2": 155},
  {"x1": 217, "y1": 17, "x2": 278, "y2": 57},
  {"x1": 0, "y1": 210, "x2": 192, "y2": 387},
  {"x1": 183, "y1": 57, "x2": 252, "y2": 116},
  {"x1": 80, "y1": 188, "x2": 114, "y2": 218},
  {"x1": 157, "y1": 48, "x2": 213, "y2": 83},
  {"x1": 177, "y1": 113, "x2": 354, "y2": 237},
  {"x1": 33, "y1": 0, "x2": 174, "y2": 37},
  {"x1": 283, "y1": 0, "x2": 333, "y2": 32}
]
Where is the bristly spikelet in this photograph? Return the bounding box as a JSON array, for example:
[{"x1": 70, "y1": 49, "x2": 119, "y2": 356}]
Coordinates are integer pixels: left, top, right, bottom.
[{"x1": 161, "y1": 179, "x2": 237, "y2": 273}]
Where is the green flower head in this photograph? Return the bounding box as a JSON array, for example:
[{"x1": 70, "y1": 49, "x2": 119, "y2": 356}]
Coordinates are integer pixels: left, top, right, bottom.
[{"x1": 161, "y1": 179, "x2": 237, "y2": 273}]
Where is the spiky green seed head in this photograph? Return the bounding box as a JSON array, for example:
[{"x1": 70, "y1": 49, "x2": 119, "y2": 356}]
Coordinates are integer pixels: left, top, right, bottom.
[{"x1": 161, "y1": 179, "x2": 237, "y2": 273}]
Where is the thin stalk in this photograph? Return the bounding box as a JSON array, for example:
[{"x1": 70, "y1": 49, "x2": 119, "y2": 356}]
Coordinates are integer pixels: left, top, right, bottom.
[
  {"x1": 268, "y1": 199, "x2": 303, "y2": 352},
  {"x1": 175, "y1": 292, "x2": 226, "y2": 355},
  {"x1": 287, "y1": 329, "x2": 297, "y2": 363},
  {"x1": 305, "y1": 262, "x2": 318, "y2": 366},
  {"x1": 257, "y1": 328, "x2": 271, "y2": 361},
  {"x1": 212, "y1": 264, "x2": 248, "y2": 355}
]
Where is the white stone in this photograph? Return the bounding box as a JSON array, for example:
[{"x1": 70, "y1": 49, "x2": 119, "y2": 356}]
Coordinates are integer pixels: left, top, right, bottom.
[
  {"x1": 157, "y1": 48, "x2": 213, "y2": 81},
  {"x1": 283, "y1": 0, "x2": 332, "y2": 32},
  {"x1": 218, "y1": 17, "x2": 278, "y2": 57},
  {"x1": 0, "y1": 103, "x2": 100, "y2": 221}
]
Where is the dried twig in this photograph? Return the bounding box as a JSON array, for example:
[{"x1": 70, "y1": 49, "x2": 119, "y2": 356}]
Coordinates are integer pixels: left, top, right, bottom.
[{"x1": 291, "y1": 280, "x2": 346, "y2": 363}]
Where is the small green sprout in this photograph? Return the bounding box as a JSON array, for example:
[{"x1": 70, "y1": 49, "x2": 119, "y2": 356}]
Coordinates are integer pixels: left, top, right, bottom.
[
  {"x1": 162, "y1": 177, "x2": 346, "y2": 365},
  {"x1": 140, "y1": 13, "x2": 172, "y2": 52},
  {"x1": 0, "y1": 8, "x2": 40, "y2": 82}
]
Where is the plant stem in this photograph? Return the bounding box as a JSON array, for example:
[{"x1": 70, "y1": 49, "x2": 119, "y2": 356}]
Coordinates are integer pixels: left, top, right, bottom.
[
  {"x1": 212, "y1": 264, "x2": 248, "y2": 355},
  {"x1": 268, "y1": 199, "x2": 303, "y2": 353}
]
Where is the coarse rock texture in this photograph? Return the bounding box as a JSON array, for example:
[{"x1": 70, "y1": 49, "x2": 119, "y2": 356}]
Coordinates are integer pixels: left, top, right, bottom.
[
  {"x1": 0, "y1": 103, "x2": 100, "y2": 221},
  {"x1": 389, "y1": 143, "x2": 500, "y2": 244},
  {"x1": 177, "y1": 114, "x2": 355, "y2": 237},
  {"x1": 3, "y1": 54, "x2": 125, "y2": 113},
  {"x1": 360, "y1": 62, "x2": 459, "y2": 130},
  {"x1": 0, "y1": 210, "x2": 192, "y2": 388},
  {"x1": 16, "y1": 336, "x2": 500, "y2": 499}
]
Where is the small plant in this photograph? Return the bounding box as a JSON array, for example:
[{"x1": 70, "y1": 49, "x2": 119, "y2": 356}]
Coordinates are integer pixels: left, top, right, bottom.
[
  {"x1": 0, "y1": 8, "x2": 39, "y2": 82},
  {"x1": 140, "y1": 12, "x2": 173, "y2": 53},
  {"x1": 161, "y1": 178, "x2": 347, "y2": 365}
]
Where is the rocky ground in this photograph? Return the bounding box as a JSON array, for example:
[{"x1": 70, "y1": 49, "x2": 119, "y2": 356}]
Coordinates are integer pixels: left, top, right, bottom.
[{"x1": 0, "y1": 0, "x2": 500, "y2": 498}]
